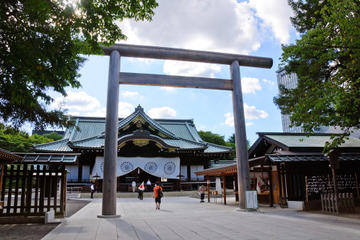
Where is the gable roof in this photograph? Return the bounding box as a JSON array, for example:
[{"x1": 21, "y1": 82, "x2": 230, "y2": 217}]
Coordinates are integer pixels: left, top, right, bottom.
[
  {"x1": 249, "y1": 132, "x2": 360, "y2": 157},
  {"x1": 34, "y1": 105, "x2": 231, "y2": 154}
]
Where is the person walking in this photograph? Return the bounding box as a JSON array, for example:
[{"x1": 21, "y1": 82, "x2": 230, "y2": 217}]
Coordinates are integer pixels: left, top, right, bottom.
[
  {"x1": 146, "y1": 179, "x2": 151, "y2": 192},
  {"x1": 153, "y1": 183, "x2": 163, "y2": 210},
  {"x1": 138, "y1": 182, "x2": 145, "y2": 200},
  {"x1": 199, "y1": 184, "x2": 206, "y2": 203},
  {"x1": 90, "y1": 184, "x2": 95, "y2": 199},
  {"x1": 132, "y1": 180, "x2": 136, "y2": 193}
]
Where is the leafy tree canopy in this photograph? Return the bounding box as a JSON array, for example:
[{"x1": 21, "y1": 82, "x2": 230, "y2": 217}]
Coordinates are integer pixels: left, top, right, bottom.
[
  {"x1": 274, "y1": 0, "x2": 360, "y2": 151},
  {"x1": 227, "y1": 133, "x2": 250, "y2": 149},
  {"x1": 198, "y1": 131, "x2": 226, "y2": 146},
  {"x1": 0, "y1": 123, "x2": 63, "y2": 152},
  {"x1": 1, "y1": 0, "x2": 158, "y2": 129}
]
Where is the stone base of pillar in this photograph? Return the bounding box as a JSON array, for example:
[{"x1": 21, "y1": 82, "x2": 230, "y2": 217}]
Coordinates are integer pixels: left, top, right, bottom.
[{"x1": 97, "y1": 214, "x2": 121, "y2": 219}]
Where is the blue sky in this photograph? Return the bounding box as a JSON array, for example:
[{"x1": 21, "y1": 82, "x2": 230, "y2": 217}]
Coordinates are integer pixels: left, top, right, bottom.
[{"x1": 48, "y1": 0, "x2": 297, "y2": 144}]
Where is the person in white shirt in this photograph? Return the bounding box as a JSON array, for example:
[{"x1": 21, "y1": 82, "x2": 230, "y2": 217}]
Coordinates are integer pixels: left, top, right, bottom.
[
  {"x1": 146, "y1": 179, "x2": 151, "y2": 192},
  {"x1": 132, "y1": 181, "x2": 136, "y2": 192},
  {"x1": 90, "y1": 184, "x2": 95, "y2": 199}
]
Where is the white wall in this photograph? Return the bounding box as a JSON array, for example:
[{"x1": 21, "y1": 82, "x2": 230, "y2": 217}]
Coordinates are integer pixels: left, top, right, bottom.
[
  {"x1": 180, "y1": 165, "x2": 187, "y2": 180},
  {"x1": 190, "y1": 165, "x2": 204, "y2": 181},
  {"x1": 66, "y1": 165, "x2": 78, "y2": 181},
  {"x1": 82, "y1": 165, "x2": 90, "y2": 181}
]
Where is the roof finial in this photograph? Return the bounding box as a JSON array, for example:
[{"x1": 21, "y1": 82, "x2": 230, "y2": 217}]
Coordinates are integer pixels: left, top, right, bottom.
[{"x1": 135, "y1": 105, "x2": 144, "y2": 112}]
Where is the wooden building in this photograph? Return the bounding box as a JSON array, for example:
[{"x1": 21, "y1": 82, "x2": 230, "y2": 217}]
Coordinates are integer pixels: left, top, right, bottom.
[
  {"x1": 26, "y1": 105, "x2": 231, "y2": 191},
  {"x1": 196, "y1": 132, "x2": 360, "y2": 209},
  {"x1": 0, "y1": 148, "x2": 23, "y2": 210}
]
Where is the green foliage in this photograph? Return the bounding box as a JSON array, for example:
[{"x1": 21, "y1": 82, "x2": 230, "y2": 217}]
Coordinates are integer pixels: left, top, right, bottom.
[
  {"x1": 0, "y1": 0, "x2": 158, "y2": 129},
  {"x1": 274, "y1": 0, "x2": 360, "y2": 151},
  {"x1": 198, "y1": 131, "x2": 226, "y2": 146},
  {"x1": 227, "y1": 133, "x2": 250, "y2": 149},
  {"x1": 0, "y1": 123, "x2": 62, "y2": 152}
]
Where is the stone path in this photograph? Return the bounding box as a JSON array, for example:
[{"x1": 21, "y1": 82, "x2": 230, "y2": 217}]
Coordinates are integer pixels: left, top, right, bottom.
[{"x1": 42, "y1": 197, "x2": 360, "y2": 240}]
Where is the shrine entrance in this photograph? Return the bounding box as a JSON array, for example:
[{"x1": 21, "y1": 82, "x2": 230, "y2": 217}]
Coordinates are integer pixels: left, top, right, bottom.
[{"x1": 99, "y1": 44, "x2": 272, "y2": 217}]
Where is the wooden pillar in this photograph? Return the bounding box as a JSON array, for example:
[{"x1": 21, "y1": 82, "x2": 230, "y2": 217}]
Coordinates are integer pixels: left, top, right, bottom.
[
  {"x1": 187, "y1": 163, "x2": 191, "y2": 181},
  {"x1": 355, "y1": 172, "x2": 360, "y2": 199},
  {"x1": 268, "y1": 167, "x2": 273, "y2": 207},
  {"x1": 231, "y1": 60, "x2": 250, "y2": 209},
  {"x1": 0, "y1": 164, "x2": 4, "y2": 195},
  {"x1": 234, "y1": 174, "x2": 239, "y2": 202},
  {"x1": 223, "y1": 175, "x2": 226, "y2": 205},
  {"x1": 207, "y1": 176, "x2": 210, "y2": 203},
  {"x1": 331, "y1": 167, "x2": 339, "y2": 213},
  {"x1": 101, "y1": 50, "x2": 120, "y2": 217},
  {"x1": 278, "y1": 164, "x2": 287, "y2": 207}
]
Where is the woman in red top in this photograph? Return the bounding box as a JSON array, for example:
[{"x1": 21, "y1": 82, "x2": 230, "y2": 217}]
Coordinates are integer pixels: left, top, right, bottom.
[{"x1": 153, "y1": 183, "x2": 163, "y2": 210}]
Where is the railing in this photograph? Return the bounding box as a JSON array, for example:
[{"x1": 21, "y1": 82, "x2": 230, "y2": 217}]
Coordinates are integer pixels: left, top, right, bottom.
[
  {"x1": 0, "y1": 164, "x2": 66, "y2": 217},
  {"x1": 321, "y1": 193, "x2": 355, "y2": 214}
]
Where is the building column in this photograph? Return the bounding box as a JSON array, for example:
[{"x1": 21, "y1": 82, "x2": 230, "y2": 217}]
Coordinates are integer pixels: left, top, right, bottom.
[
  {"x1": 231, "y1": 60, "x2": 250, "y2": 209},
  {"x1": 223, "y1": 175, "x2": 226, "y2": 205},
  {"x1": 101, "y1": 50, "x2": 120, "y2": 217}
]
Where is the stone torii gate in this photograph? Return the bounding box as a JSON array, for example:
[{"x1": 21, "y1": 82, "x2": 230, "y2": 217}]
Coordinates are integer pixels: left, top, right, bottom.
[{"x1": 100, "y1": 44, "x2": 272, "y2": 217}]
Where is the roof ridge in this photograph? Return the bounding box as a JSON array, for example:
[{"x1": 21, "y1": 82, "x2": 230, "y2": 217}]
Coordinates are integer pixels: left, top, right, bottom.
[
  {"x1": 206, "y1": 142, "x2": 233, "y2": 150},
  {"x1": 116, "y1": 107, "x2": 177, "y2": 139},
  {"x1": 176, "y1": 137, "x2": 206, "y2": 147},
  {"x1": 34, "y1": 138, "x2": 69, "y2": 147},
  {"x1": 184, "y1": 122, "x2": 196, "y2": 141},
  {"x1": 70, "y1": 135, "x2": 101, "y2": 144}
]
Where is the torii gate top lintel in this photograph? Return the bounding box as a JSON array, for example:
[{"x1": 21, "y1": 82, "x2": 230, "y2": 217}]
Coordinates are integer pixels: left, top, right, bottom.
[{"x1": 102, "y1": 44, "x2": 273, "y2": 69}]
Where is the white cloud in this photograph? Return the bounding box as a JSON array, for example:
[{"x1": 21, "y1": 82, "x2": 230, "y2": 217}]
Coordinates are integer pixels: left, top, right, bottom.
[
  {"x1": 52, "y1": 91, "x2": 100, "y2": 112},
  {"x1": 246, "y1": 122, "x2": 254, "y2": 127},
  {"x1": 163, "y1": 61, "x2": 222, "y2": 78},
  {"x1": 147, "y1": 107, "x2": 176, "y2": 118},
  {"x1": 242, "y1": 77, "x2": 262, "y2": 94},
  {"x1": 118, "y1": 102, "x2": 135, "y2": 117},
  {"x1": 118, "y1": 0, "x2": 263, "y2": 77},
  {"x1": 119, "y1": 0, "x2": 260, "y2": 54},
  {"x1": 244, "y1": 103, "x2": 268, "y2": 120},
  {"x1": 224, "y1": 104, "x2": 268, "y2": 126},
  {"x1": 262, "y1": 78, "x2": 275, "y2": 86},
  {"x1": 52, "y1": 91, "x2": 135, "y2": 118},
  {"x1": 224, "y1": 112, "x2": 234, "y2": 127},
  {"x1": 249, "y1": 0, "x2": 293, "y2": 44},
  {"x1": 160, "y1": 87, "x2": 176, "y2": 93},
  {"x1": 121, "y1": 90, "x2": 140, "y2": 98}
]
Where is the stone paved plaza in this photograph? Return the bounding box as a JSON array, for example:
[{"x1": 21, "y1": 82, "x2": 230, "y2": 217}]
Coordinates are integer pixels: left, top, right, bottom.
[{"x1": 43, "y1": 197, "x2": 360, "y2": 240}]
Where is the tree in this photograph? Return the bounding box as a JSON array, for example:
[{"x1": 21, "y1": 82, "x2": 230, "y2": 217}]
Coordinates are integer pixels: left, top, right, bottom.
[
  {"x1": 274, "y1": 0, "x2": 360, "y2": 151},
  {"x1": 1, "y1": 0, "x2": 158, "y2": 129},
  {"x1": 0, "y1": 123, "x2": 63, "y2": 152},
  {"x1": 198, "y1": 131, "x2": 226, "y2": 146},
  {"x1": 227, "y1": 133, "x2": 250, "y2": 149}
]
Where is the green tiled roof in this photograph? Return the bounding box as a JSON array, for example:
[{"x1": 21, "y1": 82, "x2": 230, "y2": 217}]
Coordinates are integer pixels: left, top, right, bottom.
[
  {"x1": 34, "y1": 105, "x2": 231, "y2": 155},
  {"x1": 35, "y1": 138, "x2": 73, "y2": 152},
  {"x1": 117, "y1": 105, "x2": 177, "y2": 139},
  {"x1": 263, "y1": 133, "x2": 360, "y2": 148},
  {"x1": 20, "y1": 153, "x2": 79, "y2": 164},
  {"x1": 204, "y1": 143, "x2": 232, "y2": 153},
  {"x1": 268, "y1": 154, "x2": 360, "y2": 162}
]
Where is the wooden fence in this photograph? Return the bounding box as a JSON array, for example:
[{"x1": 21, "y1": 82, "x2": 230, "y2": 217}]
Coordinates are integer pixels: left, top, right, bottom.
[
  {"x1": 321, "y1": 192, "x2": 355, "y2": 214},
  {"x1": 0, "y1": 164, "x2": 66, "y2": 217}
]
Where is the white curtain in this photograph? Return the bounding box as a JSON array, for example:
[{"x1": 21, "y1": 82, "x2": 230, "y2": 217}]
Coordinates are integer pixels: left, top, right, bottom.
[{"x1": 91, "y1": 156, "x2": 180, "y2": 179}]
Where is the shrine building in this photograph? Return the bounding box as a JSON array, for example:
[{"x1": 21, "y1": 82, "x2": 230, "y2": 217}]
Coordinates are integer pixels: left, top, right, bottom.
[{"x1": 22, "y1": 105, "x2": 232, "y2": 191}]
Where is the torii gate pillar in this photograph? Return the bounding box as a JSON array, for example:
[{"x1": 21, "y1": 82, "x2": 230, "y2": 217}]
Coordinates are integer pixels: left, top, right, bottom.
[{"x1": 99, "y1": 50, "x2": 120, "y2": 218}]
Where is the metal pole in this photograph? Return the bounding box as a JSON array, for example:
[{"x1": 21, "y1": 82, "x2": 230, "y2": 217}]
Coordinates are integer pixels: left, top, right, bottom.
[
  {"x1": 231, "y1": 60, "x2": 250, "y2": 209},
  {"x1": 100, "y1": 50, "x2": 120, "y2": 217}
]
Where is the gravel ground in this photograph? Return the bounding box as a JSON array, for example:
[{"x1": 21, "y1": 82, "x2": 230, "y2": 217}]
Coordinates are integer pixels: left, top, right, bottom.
[{"x1": 0, "y1": 199, "x2": 90, "y2": 240}]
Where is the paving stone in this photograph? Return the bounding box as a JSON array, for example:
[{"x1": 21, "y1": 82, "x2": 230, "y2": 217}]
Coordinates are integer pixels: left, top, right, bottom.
[{"x1": 42, "y1": 197, "x2": 360, "y2": 240}]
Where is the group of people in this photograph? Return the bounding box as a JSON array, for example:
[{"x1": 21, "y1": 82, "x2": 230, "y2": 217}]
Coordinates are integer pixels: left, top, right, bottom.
[
  {"x1": 90, "y1": 181, "x2": 206, "y2": 210},
  {"x1": 132, "y1": 179, "x2": 163, "y2": 210}
]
